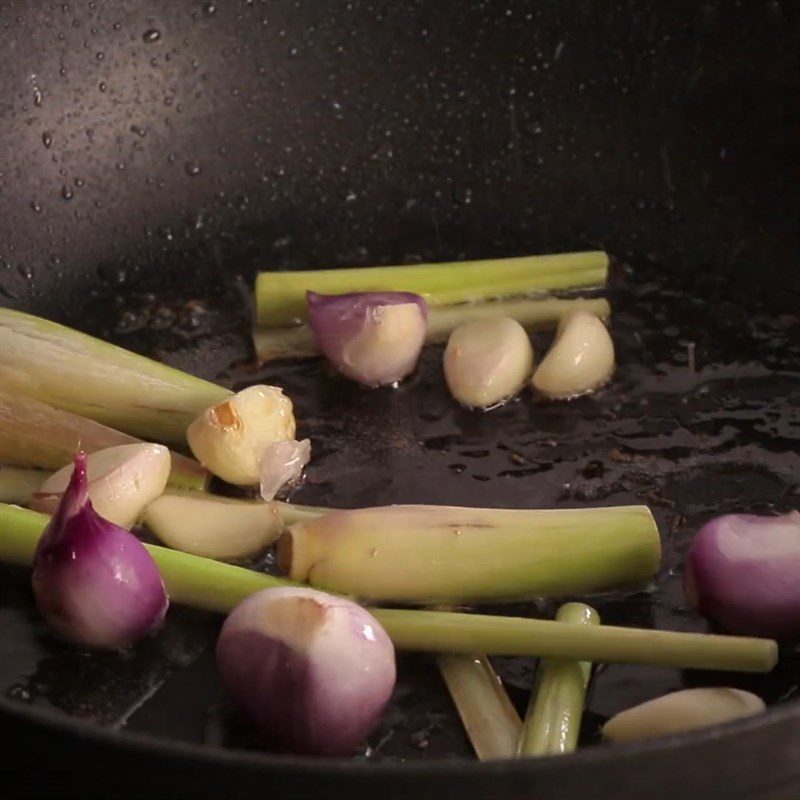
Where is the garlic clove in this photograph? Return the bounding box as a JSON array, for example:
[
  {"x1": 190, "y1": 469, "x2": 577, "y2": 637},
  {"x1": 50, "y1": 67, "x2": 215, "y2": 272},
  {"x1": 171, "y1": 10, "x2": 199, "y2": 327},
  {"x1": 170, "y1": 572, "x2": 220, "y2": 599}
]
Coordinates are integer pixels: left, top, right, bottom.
[
  {"x1": 444, "y1": 317, "x2": 534, "y2": 408},
  {"x1": 142, "y1": 490, "x2": 283, "y2": 561},
  {"x1": 602, "y1": 688, "x2": 765, "y2": 743},
  {"x1": 186, "y1": 385, "x2": 296, "y2": 485},
  {"x1": 31, "y1": 443, "x2": 170, "y2": 529},
  {"x1": 531, "y1": 310, "x2": 614, "y2": 399}
]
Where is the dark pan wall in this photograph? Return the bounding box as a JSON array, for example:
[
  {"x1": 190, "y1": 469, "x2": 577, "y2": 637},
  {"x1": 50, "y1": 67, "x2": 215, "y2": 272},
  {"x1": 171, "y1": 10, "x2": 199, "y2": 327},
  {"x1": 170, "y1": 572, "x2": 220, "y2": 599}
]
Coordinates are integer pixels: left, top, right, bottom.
[{"x1": 0, "y1": 0, "x2": 797, "y2": 321}]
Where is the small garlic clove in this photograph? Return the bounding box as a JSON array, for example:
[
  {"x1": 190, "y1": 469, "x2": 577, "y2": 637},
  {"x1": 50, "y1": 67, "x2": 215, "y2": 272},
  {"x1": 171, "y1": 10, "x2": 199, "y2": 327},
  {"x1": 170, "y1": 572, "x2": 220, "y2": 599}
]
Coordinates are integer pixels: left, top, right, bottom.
[
  {"x1": 31, "y1": 443, "x2": 170, "y2": 529},
  {"x1": 259, "y1": 439, "x2": 311, "y2": 502},
  {"x1": 142, "y1": 490, "x2": 283, "y2": 561},
  {"x1": 186, "y1": 385, "x2": 296, "y2": 485},
  {"x1": 444, "y1": 317, "x2": 534, "y2": 408},
  {"x1": 602, "y1": 688, "x2": 765, "y2": 743},
  {"x1": 531, "y1": 310, "x2": 614, "y2": 399}
]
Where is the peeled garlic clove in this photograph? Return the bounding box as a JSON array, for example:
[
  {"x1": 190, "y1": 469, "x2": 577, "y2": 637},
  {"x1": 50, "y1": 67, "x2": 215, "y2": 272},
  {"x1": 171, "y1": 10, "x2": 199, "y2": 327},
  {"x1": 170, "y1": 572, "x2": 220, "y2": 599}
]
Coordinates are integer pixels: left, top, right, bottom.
[
  {"x1": 186, "y1": 385, "x2": 296, "y2": 485},
  {"x1": 444, "y1": 317, "x2": 534, "y2": 408},
  {"x1": 31, "y1": 443, "x2": 170, "y2": 529},
  {"x1": 142, "y1": 490, "x2": 283, "y2": 560},
  {"x1": 531, "y1": 310, "x2": 614, "y2": 399},
  {"x1": 602, "y1": 688, "x2": 765, "y2": 743},
  {"x1": 259, "y1": 439, "x2": 311, "y2": 502}
]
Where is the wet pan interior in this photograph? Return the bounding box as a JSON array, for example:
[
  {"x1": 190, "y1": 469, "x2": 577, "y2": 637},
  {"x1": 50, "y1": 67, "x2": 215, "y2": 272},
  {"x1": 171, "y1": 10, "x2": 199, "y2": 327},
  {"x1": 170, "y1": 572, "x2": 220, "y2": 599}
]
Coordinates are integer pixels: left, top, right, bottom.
[{"x1": 0, "y1": 1, "x2": 798, "y2": 798}]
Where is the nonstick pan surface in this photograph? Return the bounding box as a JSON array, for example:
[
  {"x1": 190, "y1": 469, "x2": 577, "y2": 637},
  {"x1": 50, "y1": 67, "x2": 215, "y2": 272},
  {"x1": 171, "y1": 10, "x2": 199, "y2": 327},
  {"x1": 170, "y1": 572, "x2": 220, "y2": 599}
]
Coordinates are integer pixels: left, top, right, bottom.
[{"x1": 0, "y1": 1, "x2": 798, "y2": 798}]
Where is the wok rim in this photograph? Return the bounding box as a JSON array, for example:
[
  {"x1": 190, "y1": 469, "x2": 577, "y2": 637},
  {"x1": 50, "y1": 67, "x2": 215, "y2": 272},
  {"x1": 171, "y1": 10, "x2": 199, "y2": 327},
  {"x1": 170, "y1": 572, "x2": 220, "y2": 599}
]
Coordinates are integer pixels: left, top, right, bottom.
[{"x1": 1, "y1": 692, "x2": 798, "y2": 777}]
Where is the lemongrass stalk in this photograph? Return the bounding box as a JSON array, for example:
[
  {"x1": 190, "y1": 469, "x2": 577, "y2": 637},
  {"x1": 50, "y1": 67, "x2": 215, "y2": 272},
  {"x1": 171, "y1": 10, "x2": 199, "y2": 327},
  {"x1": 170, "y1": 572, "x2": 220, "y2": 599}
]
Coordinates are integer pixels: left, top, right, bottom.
[
  {"x1": 0, "y1": 503, "x2": 293, "y2": 608},
  {"x1": 0, "y1": 466, "x2": 49, "y2": 504},
  {"x1": 518, "y1": 603, "x2": 599, "y2": 756},
  {"x1": 438, "y1": 654, "x2": 522, "y2": 760},
  {"x1": 252, "y1": 297, "x2": 611, "y2": 361},
  {"x1": 425, "y1": 296, "x2": 610, "y2": 343},
  {"x1": 279, "y1": 504, "x2": 661, "y2": 603},
  {"x1": 0, "y1": 504, "x2": 778, "y2": 672},
  {"x1": 0, "y1": 308, "x2": 231, "y2": 441},
  {"x1": 255, "y1": 251, "x2": 609, "y2": 327},
  {"x1": 273, "y1": 499, "x2": 327, "y2": 525},
  {"x1": 0, "y1": 388, "x2": 207, "y2": 490},
  {"x1": 371, "y1": 609, "x2": 776, "y2": 672}
]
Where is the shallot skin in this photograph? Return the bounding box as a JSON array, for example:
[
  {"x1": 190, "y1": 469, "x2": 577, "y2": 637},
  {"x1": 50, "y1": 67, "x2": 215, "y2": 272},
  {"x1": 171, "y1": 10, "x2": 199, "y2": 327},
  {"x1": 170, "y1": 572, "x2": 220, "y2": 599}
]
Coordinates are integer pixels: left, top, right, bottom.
[
  {"x1": 307, "y1": 291, "x2": 427, "y2": 386},
  {"x1": 684, "y1": 511, "x2": 800, "y2": 639},
  {"x1": 216, "y1": 587, "x2": 396, "y2": 756},
  {"x1": 32, "y1": 452, "x2": 168, "y2": 648}
]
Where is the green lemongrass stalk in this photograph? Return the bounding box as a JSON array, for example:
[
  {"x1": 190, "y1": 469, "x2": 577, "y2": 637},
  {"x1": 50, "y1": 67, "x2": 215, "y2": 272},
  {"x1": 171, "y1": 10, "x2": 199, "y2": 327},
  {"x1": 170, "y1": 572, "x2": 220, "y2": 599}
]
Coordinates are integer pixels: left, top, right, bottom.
[
  {"x1": 372, "y1": 609, "x2": 775, "y2": 673},
  {"x1": 279, "y1": 504, "x2": 661, "y2": 603},
  {"x1": 0, "y1": 466, "x2": 49, "y2": 505},
  {"x1": 438, "y1": 654, "x2": 522, "y2": 760},
  {"x1": 272, "y1": 499, "x2": 328, "y2": 525},
  {"x1": 0, "y1": 504, "x2": 292, "y2": 607},
  {"x1": 0, "y1": 389, "x2": 207, "y2": 490},
  {"x1": 518, "y1": 603, "x2": 599, "y2": 756},
  {"x1": 425, "y1": 296, "x2": 610, "y2": 343},
  {"x1": 255, "y1": 251, "x2": 609, "y2": 326},
  {"x1": 252, "y1": 296, "x2": 611, "y2": 361},
  {"x1": 0, "y1": 308, "x2": 231, "y2": 441},
  {"x1": 0, "y1": 504, "x2": 777, "y2": 672}
]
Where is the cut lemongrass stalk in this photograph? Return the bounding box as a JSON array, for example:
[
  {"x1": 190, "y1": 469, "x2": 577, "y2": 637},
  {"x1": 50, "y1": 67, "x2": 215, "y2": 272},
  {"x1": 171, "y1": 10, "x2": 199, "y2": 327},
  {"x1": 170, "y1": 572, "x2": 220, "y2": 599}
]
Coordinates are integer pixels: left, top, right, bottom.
[
  {"x1": 425, "y1": 296, "x2": 611, "y2": 344},
  {"x1": 0, "y1": 308, "x2": 231, "y2": 441},
  {"x1": 278, "y1": 504, "x2": 661, "y2": 603},
  {"x1": 142, "y1": 490, "x2": 283, "y2": 560},
  {"x1": 273, "y1": 500, "x2": 327, "y2": 525},
  {"x1": 370, "y1": 609, "x2": 776, "y2": 672},
  {"x1": 255, "y1": 251, "x2": 609, "y2": 326},
  {"x1": 438, "y1": 654, "x2": 522, "y2": 760},
  {"x1": 252, "y1": 297, "x2": 612, "y2": 362},
  {"x1": 0, "y1": 503, "x2": 778, "y2": 672},
  {"x1": 518, "y1": 603, "x2": 599, "y2": 756},
  {"x1": 0, "y1": 387, "x2": 208, "y2": 490},
  {"x1": 0, "y1": 466, "x2": 49, "y2": 505}
]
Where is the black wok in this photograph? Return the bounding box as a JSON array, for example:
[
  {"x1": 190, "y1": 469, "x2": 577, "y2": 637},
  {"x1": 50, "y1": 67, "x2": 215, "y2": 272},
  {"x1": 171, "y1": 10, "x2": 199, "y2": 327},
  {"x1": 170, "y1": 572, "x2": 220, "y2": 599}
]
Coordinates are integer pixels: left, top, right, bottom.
[{"x1": 1, "y1": 1, "x2": 798, "y2": 798}]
